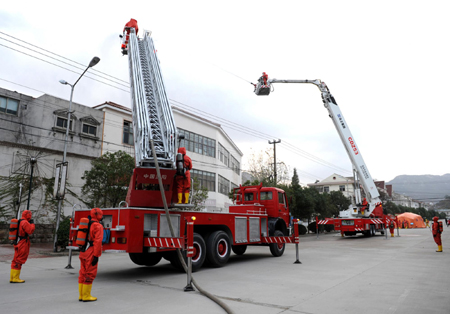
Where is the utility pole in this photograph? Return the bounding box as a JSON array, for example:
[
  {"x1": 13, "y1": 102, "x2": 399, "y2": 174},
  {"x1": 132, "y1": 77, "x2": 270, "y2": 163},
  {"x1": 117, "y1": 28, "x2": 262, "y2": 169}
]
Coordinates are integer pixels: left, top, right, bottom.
[{"x1": 268, "y1": 139, "x2": 281, "y2": 185}]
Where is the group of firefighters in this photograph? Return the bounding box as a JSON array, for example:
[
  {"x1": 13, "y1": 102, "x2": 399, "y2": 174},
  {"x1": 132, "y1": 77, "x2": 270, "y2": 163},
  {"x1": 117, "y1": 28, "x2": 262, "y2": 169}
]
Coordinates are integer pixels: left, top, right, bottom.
[{"x1": 9, "y1": 143, "x2": 193, "y2": 302}]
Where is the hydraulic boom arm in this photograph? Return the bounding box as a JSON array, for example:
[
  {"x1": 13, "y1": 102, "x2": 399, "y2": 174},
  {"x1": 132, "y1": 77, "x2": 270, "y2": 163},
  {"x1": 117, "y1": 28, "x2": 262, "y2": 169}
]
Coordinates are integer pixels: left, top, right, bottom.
[{"x1": 254, "y1": 77, "x2": 382, "y2": 218}]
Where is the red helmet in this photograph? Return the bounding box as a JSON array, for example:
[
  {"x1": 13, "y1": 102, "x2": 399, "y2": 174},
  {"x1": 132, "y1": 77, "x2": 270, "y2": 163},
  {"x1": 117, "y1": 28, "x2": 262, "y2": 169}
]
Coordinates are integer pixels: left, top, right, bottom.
[{"x1": 90, "y1": 208, "x2": 103, "y2": 221}]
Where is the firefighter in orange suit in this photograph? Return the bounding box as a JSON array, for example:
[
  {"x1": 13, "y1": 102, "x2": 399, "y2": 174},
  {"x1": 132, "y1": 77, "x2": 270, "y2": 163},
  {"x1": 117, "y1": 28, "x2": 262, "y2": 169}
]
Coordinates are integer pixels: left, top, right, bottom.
[
  {"x1": 262, "y1": 72, "x2": 268, "y2": 85},
  {"x1": 78, "y1": 208, "x2": 104, "y2": 302},
  {"x1": 432, "y1": 216, "x2": 443, "y2": 252},
  {"x1": 122, "y1": 18, "x2": 139, "y2": 51},
  {"x1": 10, "y1": 210, "x2": 35, "y2": 283},
  {"x1": 176, "y1": 147, "x2": 192, "y2": 204},
  {"x1": 389, "y1": 220, "x2": 395, "y2": 237}
]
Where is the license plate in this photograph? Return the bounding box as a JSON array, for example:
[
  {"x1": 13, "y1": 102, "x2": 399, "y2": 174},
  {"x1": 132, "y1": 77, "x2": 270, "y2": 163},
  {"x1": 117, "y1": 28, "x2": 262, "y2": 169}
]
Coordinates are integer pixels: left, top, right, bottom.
[{"x1": 341, "y1": 220, "x2": 354, "y2": 226}]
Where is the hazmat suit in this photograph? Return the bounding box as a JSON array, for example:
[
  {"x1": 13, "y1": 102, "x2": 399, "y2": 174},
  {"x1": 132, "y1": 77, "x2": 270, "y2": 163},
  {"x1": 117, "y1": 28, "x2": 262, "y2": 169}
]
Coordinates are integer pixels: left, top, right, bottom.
[
  {"x1": 432, "y1": 216, "x2": 442, "y2": 252},
  {"x1": 78, "y1": 208, "x2": 104, "y2": 302},
  {"x1": 10, "y1": 210, "x2": 35, "y2": 283},
  {"x1": 176, "y1": 147, "x2": 192, "y2": 204},
  {"x1": 121, "y1": 18, "x2": 139, "y2": 51},
  {"x1": 389, "y1": 220, "x2": 395, "y2": 237}
]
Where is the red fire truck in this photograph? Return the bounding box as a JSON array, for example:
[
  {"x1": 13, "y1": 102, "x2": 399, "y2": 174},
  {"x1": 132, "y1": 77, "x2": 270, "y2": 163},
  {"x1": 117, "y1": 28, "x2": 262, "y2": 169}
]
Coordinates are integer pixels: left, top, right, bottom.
[
  {"x1": 69, "y1": 27, "x2": 299, "y2": 272},
  {"x1": 254, "y1": 76, "x2": 396, "y2": 237}
]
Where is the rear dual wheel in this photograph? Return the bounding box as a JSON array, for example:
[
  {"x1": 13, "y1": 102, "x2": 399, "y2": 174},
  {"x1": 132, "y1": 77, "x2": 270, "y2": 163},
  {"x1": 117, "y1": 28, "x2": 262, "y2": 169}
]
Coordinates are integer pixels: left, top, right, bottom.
[
  {"x1": 206, "y1": 230, "x2": 231, "y2": 267},
  {"x1": 168, "y1": 233, "x2": 206, "y2": 272}
]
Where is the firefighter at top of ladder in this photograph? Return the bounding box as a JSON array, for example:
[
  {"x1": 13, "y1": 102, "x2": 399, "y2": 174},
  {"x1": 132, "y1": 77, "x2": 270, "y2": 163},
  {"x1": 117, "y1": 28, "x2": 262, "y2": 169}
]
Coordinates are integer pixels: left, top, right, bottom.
[{"x1": 121, "y1": 18, "x2": 139, "y2": 54}]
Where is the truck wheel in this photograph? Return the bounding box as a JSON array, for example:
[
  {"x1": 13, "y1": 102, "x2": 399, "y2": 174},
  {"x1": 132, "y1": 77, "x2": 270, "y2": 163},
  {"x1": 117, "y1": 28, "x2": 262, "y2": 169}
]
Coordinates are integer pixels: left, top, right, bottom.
[
  {"x1": 129, "y1": 252, "x2": 162, "y2": 266},
  {"x1": 168, "y1": 233, "x2": 206, "y2": 272},
  {"x1": 206, "y1": 230, "x2": 231, "y2": 267},
  {"x1": 269, "y1": 230, "x2": 285, "y2": 257},
  {"x1": 232, "y1": 245, "x2": 247, "y2": 255}
]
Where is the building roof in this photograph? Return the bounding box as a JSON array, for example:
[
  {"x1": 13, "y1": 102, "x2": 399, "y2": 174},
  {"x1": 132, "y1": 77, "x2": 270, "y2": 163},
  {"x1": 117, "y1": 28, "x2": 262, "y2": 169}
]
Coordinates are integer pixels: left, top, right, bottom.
[{"x1": 94, "y1": 101, "x2": 132, "y2": 113}]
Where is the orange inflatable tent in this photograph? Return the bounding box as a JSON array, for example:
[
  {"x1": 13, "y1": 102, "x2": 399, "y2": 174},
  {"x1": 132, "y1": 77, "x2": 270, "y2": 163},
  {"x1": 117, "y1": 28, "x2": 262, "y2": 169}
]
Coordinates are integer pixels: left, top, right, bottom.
[{"x1": 397, "y1": 212, "x2": 426, "y2": 228}]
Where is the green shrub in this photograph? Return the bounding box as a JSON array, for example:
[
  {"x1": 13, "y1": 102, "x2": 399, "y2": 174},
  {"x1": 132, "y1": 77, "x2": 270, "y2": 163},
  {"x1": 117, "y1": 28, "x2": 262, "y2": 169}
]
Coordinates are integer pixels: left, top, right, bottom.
[{"x1": 56, "y1": 217, "x2": 71, "y2": 249}]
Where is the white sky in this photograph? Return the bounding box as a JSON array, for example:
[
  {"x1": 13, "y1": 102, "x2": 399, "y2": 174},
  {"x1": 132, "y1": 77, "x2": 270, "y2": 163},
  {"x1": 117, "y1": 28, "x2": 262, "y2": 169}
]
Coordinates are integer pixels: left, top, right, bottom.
[{"x1": 1, "y1": 0, "x2": 449, "y2": 185}]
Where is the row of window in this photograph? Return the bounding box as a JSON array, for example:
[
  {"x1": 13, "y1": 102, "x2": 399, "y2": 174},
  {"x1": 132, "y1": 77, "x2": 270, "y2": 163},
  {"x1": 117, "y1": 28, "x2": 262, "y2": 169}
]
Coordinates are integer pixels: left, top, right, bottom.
[
  {"x1": 179, "y1": 128, "x2": 216, "y2": 157},
  {"x1": 316, "y1": 185, "x2": 346, "y2": 193},
  {"x1": 191, "y1": 169, "x2": 238, "y2": 195},
  {"x1": 55, "y1": 116, "x2": 98, "y2": 137}
]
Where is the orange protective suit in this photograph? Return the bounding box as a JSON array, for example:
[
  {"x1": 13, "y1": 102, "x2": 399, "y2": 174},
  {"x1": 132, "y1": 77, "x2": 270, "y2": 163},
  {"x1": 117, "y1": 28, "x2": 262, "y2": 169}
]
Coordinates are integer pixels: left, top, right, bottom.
[
  {"x1": 176, "y1": 147, "x2": 192, "y2": 203},
  {"x1": 262, "y1": 72, "x2": 268, "y2": 85},
  {"x1": 432, "y1": 216, "x2": 442, "y2": 251},
  {"x1": 11, "y1": 210, "x2": 35, "y2": 271},
  {"x1": 78, "y1": 208, "x2": 104, "y2": 285}
]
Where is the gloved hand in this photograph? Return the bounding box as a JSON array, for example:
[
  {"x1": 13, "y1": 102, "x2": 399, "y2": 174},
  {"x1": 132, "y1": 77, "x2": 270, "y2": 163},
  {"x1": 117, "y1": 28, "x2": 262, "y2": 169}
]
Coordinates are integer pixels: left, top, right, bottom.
[
  {"x1": 29, "y1": 219, "x2": 34, "y2": 224},
  {"x1": 91, "y1": 256, "x2": 99, "y2": 266}
]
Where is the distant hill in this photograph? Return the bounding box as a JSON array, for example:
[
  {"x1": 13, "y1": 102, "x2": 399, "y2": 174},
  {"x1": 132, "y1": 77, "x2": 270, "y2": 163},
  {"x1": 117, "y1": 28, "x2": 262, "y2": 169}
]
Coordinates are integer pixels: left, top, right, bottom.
[{"x1": 387, "y1": 174, "x2": 450, "y2": 202}]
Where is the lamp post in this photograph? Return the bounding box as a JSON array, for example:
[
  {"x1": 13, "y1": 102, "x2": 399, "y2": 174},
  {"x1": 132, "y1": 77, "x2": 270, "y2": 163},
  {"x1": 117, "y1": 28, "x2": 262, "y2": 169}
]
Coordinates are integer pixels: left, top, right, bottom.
[{"x1": 53, "y1": 56, "x2": 100, "y2": 252}]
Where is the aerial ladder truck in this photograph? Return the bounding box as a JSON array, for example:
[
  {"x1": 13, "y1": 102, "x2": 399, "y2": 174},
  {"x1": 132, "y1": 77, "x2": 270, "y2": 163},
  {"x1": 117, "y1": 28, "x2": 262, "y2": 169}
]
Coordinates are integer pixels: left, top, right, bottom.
[
  {"x1": 254, "y1": 77, "x2": 395, "y2": 237},
  {"x1": 69, "y1": 27, "x2": 301, "y2": 273}
]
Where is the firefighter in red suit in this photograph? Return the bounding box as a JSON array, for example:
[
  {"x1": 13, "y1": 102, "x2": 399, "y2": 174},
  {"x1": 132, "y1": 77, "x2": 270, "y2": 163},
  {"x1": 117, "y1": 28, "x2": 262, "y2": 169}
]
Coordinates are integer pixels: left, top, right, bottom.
[
  {"x1": 121, "y1": 18, "x2": 139, "y2": 51},
  {"x1": 389, "y1": 220, "x2": 395, "y2": 237},
  {"x1": 432, "y1": 216, "x2": 443, "y2": 252},
  {"x1": 78, "y1": 208, "x2": 104, "y2": 302},
  {"x1": 10, "y1": 210, "x2": 35, "y2": 283},
  {"x1": 262, "y1": 72, "x2": 268, "y2": 85},
  {"x1": 176, "y1": 147, "x2": 192, "y2": 204}
]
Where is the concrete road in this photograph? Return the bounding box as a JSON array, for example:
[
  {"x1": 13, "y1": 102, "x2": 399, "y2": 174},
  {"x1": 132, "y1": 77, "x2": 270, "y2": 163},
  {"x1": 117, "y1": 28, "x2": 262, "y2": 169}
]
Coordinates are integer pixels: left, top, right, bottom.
[{"x1": 1, "y1": 227, "x2": 449, "y2": 314}]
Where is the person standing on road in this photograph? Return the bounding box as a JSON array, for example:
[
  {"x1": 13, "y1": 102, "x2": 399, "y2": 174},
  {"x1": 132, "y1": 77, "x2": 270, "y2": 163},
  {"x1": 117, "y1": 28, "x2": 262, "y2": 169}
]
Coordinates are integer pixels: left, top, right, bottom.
[
  {"x1": 432, "y1": 216, "x2": 443, "y2": 253},
  {"x1": 10, "y1": 210, "x2": 35, "y2": 283},
  {"x1": 78, "y1": 208, "x2": 104, "y2": 302}
]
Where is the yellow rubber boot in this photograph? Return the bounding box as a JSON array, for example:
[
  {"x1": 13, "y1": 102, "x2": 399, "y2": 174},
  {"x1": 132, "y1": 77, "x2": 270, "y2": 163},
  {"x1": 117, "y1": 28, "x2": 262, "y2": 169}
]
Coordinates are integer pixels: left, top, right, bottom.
[
  {"x1": 79, "y1": 283, "x2": 83, "y2": 301},
  {"x1": 391, "y1": 233, "x2": 394, "y2": 237},
  {"x1": 436, "y1": 245, "x2": 443, "y2": 252},
  {"x1": 82, "y1": 284, "x2": 97, "y2": 302},
  {"x1": 177, "y1": 193, "x2": 182, "y2": 204},
  {"x1": 184, "y1": 193, "x2": 190, "y2": 204},
  {"x1": 10, "y1": 269, "x2": 25, "y2": 283}
]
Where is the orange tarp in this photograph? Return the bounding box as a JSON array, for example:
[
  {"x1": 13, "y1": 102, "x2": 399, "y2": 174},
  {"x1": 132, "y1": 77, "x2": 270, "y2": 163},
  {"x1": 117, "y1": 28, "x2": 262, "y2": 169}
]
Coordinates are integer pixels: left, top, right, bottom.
[{"x1": 397, "y1": 212, "x2": 426, "y2": 228}]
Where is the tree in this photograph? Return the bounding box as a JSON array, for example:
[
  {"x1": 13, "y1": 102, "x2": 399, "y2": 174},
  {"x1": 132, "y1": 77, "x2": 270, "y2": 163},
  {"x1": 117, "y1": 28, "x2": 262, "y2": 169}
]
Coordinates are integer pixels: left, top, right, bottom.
[
  {"x1": 81, "y1": 151, "x2": 135, "y2": 208},
  {"x1": 329, "y1": 191, "x2": 351, "y2": 217},
  {"x1": 191, "y1": 177, "x2": 209, "y2": 211},
  {"x1": 245, "y1": 148, "x2": 289, "y2": 187}
]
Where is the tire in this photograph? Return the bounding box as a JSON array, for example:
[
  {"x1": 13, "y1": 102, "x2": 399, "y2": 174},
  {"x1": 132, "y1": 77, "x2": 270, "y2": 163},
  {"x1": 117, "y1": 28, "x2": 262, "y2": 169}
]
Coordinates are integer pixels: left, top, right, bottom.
[
  {"x1": 269, "y1": 230, "x2": 285, "y2": 257},
  {"x1": 232, "y1": 245, "x2": 247, "y2": 255},
  {"x1": 206, "y1": 231, "x2": 231, "y2": 267},
  {"x1": 129, "y1": 252, "x2": 162, "y2": 266},
  {"x1": 168, "y1": 233, "x2": 206, "y2": 272}
]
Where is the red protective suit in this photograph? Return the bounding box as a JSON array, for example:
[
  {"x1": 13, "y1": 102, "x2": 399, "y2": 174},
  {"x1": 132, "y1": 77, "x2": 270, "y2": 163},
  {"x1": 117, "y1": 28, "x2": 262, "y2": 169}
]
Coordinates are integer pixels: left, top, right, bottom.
[
  {"x1": 78, "y1": 208, "x2": 104, "y2": 285},
  {"x1": 122, "y1": 18, "x2": 139, "y2": 50},
  {"x1": 11, "y1": 210, "x2": 35, "y2": 270},
  {"x1": 262, "y1": 72, "x2": 268, "y2": 85},
  {"x1": 432, "y1": 216, "x2": 442, "y2": 246},
  {"x1": 176, "y1": 147, "x2": 192, "y2": 203}
]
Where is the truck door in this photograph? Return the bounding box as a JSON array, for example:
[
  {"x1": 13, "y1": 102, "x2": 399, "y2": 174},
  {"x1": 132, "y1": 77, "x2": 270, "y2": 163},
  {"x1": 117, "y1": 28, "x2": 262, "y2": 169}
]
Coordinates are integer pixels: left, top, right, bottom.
[{"x1": 278, "y1": 192, "x2": 289, "y2": 224}]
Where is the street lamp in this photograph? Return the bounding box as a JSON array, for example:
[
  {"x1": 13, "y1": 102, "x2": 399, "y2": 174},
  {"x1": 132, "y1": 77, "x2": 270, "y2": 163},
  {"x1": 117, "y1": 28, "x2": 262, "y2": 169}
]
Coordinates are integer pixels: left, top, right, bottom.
[{"x1": 53, "y1": 56, "x2": 100, "y2": 252}]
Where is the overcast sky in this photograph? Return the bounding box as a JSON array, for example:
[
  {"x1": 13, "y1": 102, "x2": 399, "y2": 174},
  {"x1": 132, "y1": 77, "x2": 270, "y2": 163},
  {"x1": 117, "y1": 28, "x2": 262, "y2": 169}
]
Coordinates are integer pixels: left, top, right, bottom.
[{"x1": 1, "y1": 0, "x2": 449, "y2": 185}]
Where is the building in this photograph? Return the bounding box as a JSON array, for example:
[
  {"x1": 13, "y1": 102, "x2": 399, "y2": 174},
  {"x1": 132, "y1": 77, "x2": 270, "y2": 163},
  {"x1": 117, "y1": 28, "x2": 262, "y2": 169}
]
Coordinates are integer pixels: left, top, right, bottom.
[
  {"x1": 0, "y1": 87, "x2": 103, "y2": 222},
  {"x1": 307, "y1": 173, "x2": 356, "y2": 199}
]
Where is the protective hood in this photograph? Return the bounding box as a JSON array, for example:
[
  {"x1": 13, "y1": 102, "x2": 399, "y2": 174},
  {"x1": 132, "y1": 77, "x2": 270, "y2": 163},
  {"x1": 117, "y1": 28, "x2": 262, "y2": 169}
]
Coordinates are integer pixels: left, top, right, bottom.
[
  {"x1": 433, "y1": 216, "x2": 439, "y2": 222},
  {"x1": 178, "y1": 147, "x2": 186, "y2": 155},
  {"x1": 90, "y1": 208, "x2": 103, "y2": 221},
  {"x1": 21, "y1": 210, "x2": 32, "y2": 222}
]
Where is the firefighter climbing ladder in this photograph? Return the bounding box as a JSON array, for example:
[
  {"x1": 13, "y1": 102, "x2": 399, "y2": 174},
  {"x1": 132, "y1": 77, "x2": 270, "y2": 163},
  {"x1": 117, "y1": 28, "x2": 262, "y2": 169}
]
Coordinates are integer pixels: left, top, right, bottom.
[{"x1": 126, "y1": 28, "x2": 177, "y2": 168}]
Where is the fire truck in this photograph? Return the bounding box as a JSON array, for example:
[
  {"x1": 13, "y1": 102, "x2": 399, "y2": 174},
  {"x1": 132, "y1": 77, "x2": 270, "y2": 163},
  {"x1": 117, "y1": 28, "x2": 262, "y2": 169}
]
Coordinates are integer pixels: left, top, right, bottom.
[
  {"x1": 68, "y1": 27, "x2": 300, "y2": 272},
  {"x1": 254, "y1": 77, "x2": 394, "y2": 237}
]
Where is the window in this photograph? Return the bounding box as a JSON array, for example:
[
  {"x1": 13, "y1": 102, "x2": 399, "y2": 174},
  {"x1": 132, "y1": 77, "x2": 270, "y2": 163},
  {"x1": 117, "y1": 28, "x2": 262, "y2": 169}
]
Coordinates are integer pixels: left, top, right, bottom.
[
  {"x1": 278, "y1": 192, "x2": 285, "y2": 205},
  {"x1": 324, "y1": 186, "x2": 330, "y2": 193},
  {"x1": 260, "y1": 191, "x2": 272, "y2": 200},
  {"x1": 82, "y1": 123, "x2": 97, "y2": 136},
  {"x1": 244, "y1": 193, "x2": 254, "y2": 201},
  {"x1": 191, "y1": 169, "x2": 215, "y2": 191},
  {"x1": 123, "y1": 121, "x2": 134, "y2": 145},
  {"x1": 339, "y1": 185, "x2": 345, "y2": 192},
  {"x1": 316, "y1": 186, "x2": 323, "y2": 193},
  {"x1": 218, "y1": 175, "x2": 230, "y2": 195},
  {"x1": 0, "y1": 96, "x2": 19, "y2": 115},
  {"x1": 56, "y1": 116, "x2": 73, "y2": 130},
  {"x1": 218, "y1": 143, "x2": 229, "y2": 167},
  {"x1": 178, "y1": 128, "x2": 215, "y2": 157},
  {"x1": 230, "y1": 155, "x2": 240, "y2": 175}
]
